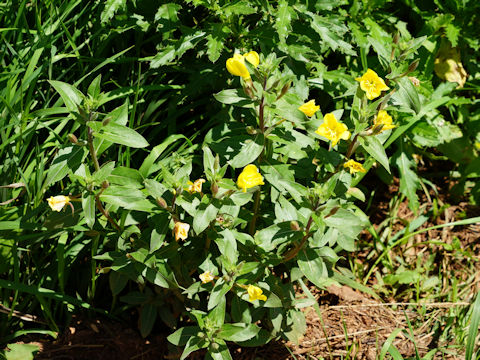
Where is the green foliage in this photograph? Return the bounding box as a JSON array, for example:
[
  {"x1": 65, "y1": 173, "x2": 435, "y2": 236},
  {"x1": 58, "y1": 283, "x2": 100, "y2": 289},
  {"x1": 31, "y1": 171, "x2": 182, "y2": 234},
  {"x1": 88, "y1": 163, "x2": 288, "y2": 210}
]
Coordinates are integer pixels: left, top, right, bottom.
[{"x1": 1, "y1": 0, "x2": 480, "y2": 358}]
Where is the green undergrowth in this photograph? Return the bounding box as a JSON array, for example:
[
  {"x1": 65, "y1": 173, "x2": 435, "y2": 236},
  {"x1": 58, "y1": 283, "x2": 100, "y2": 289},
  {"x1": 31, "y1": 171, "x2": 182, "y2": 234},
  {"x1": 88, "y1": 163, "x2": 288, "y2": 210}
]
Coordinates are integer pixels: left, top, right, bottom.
[{"x1": 0, "y1": 0, "x2": 480, "y2": 359}]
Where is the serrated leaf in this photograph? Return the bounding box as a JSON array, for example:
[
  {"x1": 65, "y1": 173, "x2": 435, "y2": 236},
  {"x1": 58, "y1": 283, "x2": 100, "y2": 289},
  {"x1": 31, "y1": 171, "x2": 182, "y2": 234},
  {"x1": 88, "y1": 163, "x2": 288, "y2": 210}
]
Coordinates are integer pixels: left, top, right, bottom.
[
  {"x1": 275, "y1": 0, "x2": 291, "y2": 43},
  {"x1": 101, "y1": 0, "x2": 126, "y2": 23}
]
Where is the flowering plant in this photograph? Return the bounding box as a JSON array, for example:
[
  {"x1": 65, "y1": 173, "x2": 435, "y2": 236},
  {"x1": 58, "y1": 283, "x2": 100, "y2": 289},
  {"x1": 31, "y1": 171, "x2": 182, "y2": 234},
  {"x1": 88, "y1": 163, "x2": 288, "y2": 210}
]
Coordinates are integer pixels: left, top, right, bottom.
[{"x1": 42, "y1": 39, "x2": 421, "y2": 358}]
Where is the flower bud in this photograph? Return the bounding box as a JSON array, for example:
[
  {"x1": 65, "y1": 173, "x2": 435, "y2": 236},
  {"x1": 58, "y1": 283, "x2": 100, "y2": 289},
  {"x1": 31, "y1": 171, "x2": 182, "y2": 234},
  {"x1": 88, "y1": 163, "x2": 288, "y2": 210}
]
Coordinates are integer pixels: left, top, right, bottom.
[
  {"x1": 408, "y1": 59, "x2": 419, "y2": 73},
  {"x1": 278, "y1": 81, "x2": 291, "y2": 100},
  {"x1": 102, "y1": 180, "x2": 110, "y2": 189},
  {"x1": 102, "y1": 117, "x2": 111, "y2": 126},
  {"x1": 211, "y1": 182, "x2": 218, "y2": 196},
  {"x1": 210, "y1": 343, "x2": 219, "y2": 351},
  {"x1": 156, "y1": 197, "x2": 168, "y2": 209},
  {"x1": 393, "y1": 32, "x2": 400, "y2": 44},
  {"x1": 246, "y1": 126, "x2": 257, "y2": 135},
  {"x1": 68, "y1": 134, "x2": 78, "y2": 144},
  {"x1": 290, "y1": 221, "x2": 300, "y2": 231},
  {"x1": 408, "y1": 76, "x2": 420, "y2": 87},
  {"x1": 214, "y1": 155, "x2": 220, "y2": 171}
]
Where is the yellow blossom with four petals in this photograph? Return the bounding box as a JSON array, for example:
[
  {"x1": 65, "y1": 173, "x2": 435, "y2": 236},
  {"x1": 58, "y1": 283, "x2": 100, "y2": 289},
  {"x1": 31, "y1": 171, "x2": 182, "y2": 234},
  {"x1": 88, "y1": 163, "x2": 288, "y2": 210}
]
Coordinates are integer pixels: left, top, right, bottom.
[
  {"x1": 315, "y1": 113, "x2": 351, "y2": 147},
  {"x1": 226, "y1": 51, "x2": 260, "y2": 79},
  {"x1": 298, "y1": 100, "x2": 320, "y2": 117},
  {"x1": 186, "y1": 178, "x2": 206, "y2": 194},
  {"x1": 174, "y1": 221, "x2": 190, "y2": 241},
  {"x1": 373, "y1": 110, "x2": 396, "y2": 132},
  {"x1": 237, "y1": 164, "x2": 264, "y2": 192},
  {"x1": 247, "y1": 285, "x2": 267, "y2": 302},
  {"x1": 47, "y1": 195, "x2": 70, "y2": 212},
  {"x1": 343, "y1": 160, "x2": 366, "y2": 174},
  {"x1": 355, "y1": 69, "x2": 390, "y2": 100},
  {"x1": 199, "y1": 271, "x2": 215, "y2": 284}
]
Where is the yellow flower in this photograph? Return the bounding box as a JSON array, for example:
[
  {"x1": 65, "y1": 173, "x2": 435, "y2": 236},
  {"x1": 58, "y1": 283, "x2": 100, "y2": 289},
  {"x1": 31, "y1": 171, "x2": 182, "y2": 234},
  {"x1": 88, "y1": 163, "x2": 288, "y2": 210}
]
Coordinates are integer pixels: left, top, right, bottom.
[
  {"x1": 244, "y1": 51, "x2": 260, "y2": 68},
  {"x1": 226, "y1": 53, "x2": 250, "y2": 79},
  {"x1": 247, "y1": 285, "x2": 267, "y2": 302},
  {"x1": 47, "y1": 195, "x2": 70, "y2": 212},
  {"x1": 174, "y1": 221, "x2": 190, "y2": 241},
  {"x1": 343, "y1": 159, "x2": 366, "y2": 174},
  {"x1": 199, "y1": 271, "x2": 214, "y2": 284},
  {"x1": 373, "y1": 110, "x2": 396, "y2": 132},
  {"x1": 237, "y1": 164, "x2": 264, "y2": 193},
  {"x1": 298, "y1": 100, "x2": 320, "y2": 117},
  {"x1": 355, "y1": 69, "x2": 390, "y2": 100},
  {"x1": 315, "y1": 113, "x2": 351, "y2": 147},
  {"x1": 186, "y1": 178, "x2": 206, "y2": 194}
]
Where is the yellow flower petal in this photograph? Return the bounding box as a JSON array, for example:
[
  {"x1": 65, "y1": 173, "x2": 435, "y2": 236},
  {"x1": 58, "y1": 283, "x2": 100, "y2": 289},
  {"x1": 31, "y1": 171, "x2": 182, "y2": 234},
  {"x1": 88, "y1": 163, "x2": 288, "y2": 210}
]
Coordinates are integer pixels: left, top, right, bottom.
[
  {"x1": 247, "y1": 285, "x2": 267, "y2": 302},
  {"x1": 47, "y1": 195, "x2": 70, "y2": 212},
  {"x1": 237, "y1": 164, "x2": 264, "y2": 192},
  {"x1": 355, "y1": 69, "x2": 389, "y2": 100},
  {"x1": 298, "y1": 100, "x2": 320, "y2": 117},
  {"x1": 315, "y1": 113, "x2": 350, "y2": 147},
  {"x1": 343, "y1": 159, "x2": 366, "y2": 174},
  {"x1": 174, "y1": 222, "x2": 190, "y2": 241},
  {"x1": 244, "y1": 51, "x2": 260, "y2": 68},
  {"x1": 199, "y1": 271, "x2": 214, "y2": 284},
  {"x1": 226, "y1": 54, "x2": 250, "y2": 79},
  {"x1": 374, "y1": 110, "x2": 396, "y2": 132}
]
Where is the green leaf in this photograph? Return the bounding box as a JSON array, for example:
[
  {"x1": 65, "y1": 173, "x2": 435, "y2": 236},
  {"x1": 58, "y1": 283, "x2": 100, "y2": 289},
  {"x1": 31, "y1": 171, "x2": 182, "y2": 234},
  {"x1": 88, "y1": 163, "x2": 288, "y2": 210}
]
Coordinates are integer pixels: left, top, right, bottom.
[
  {"x1": 93, "y1": 161, "x2": 115, "y2": 183},
  {"x1": 229, "y1": 135, "x2": 264, "y2": 169},
  {"x1": 139, "y1": 134, "x2": 190, "y2": 177},
  {"x1": 180, "y1": 336, "x2": 207, "y2": 360},
  {"x1": 217, "y1": 324, "x2": 260, "y2": 342},
  {"x1": 208, "y1": 278, "x2": 233, "y2": 310},
  {"x1": 3, "y1": 343, "x2": 39, "y2": 360},
  {"x1": 214, "y1": 89, "x2": 251, "y2": 106},
  {"x1": 395, "y1": 151, "x2": 420, "y2": 212},
  {"x1": 140, "y1": 303, "x2": 157, "y2": 338},
  {"x1": 395, "y1": 77, "x2": 421, "y2": 114},
  {"x1": 167, "y1": 326, "x2": 202, "y2": 346},
  {"x1": 87, "y1": 74, "x2": 102, "y2": 99},
  {"x1": 255, "y1": 222, "x2": 302, "y2": 252},
  {"x1": 120, "y1": 291, "x2": 148, "y2": 305},
  {"x1": 193, "y1": 197, "x2": 218, "y2": 234},
  {"x1": 101, "y1": 0, "x2": 126, "y2": 23},
  {"x1": 207, "y1": 295, "x2": 226, "y2": 328},
  {"x1": 206, "y1": 32, "x2": 224, "y2": 63},
  {"x1": 82, "y1": 194, "x2": 95, "y2": 229},
  {"x1": 215, "y1": 229, "x2": 238, "y2": 264},
  {"x1": 359, "y1": 135, "x2": 390, "y2": 173},
  {"x1": 48, "y1": 80, "x2": 84, "y2": 112},
  {"x1": 109, "y1": 271, "x2": 128, "y2": 296},
  {"x1": 108, "y1": 167, "x2": 144, "y2": 188},
  {"x1": 297, "y1": 248, "x2": 331, "y2": 288},
  {"x1": 46, "y1": 145, "x2": 87, "y2": 186},
  {"x1": 100, "y1": 186, "x2": 154, "y2": 212},
  {"x1": 275, "y1": 0, "x2": 292, "y2": 43},
  {"x1": 88, "y1": 121, "x2": 149, "y2": 148}
]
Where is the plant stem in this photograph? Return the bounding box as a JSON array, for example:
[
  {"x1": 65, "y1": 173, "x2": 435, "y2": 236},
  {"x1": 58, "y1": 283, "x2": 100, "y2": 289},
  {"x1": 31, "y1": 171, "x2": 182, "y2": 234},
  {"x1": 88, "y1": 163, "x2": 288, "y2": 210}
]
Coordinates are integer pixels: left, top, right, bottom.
[
  {"x1": 95, "y1": 195, "x2": 121, "y2": 232},
  {"x1": 87, "y1": 126, "x2": 100, "y2": 172},
  {"x1": 282, "y1": 215, "x2": 315, "y2": 262}
]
